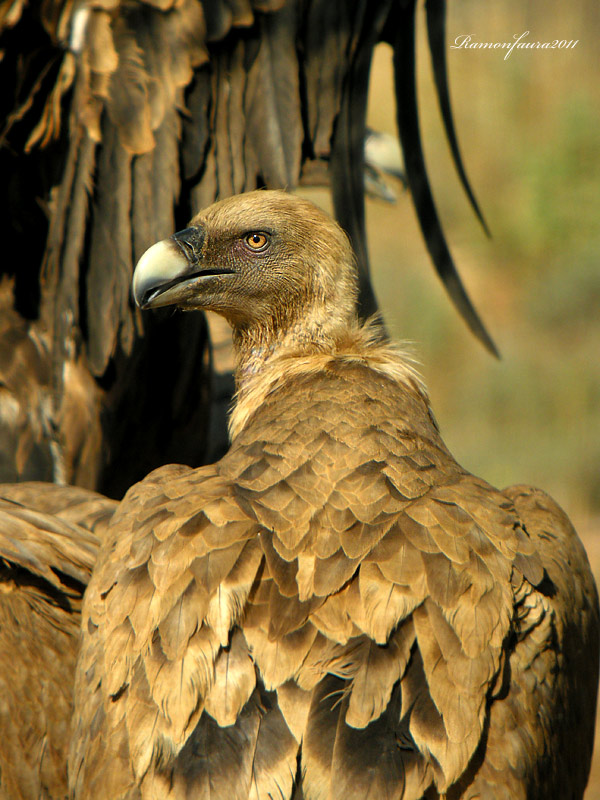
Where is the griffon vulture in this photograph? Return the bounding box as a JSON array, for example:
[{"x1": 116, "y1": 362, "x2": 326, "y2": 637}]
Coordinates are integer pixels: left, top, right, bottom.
[
  {"x1": 0, "y1": 482, "x2": 116, "y2": 798},
  {"x1": 0, "y1": 0, "x2": 494, "y2": 497},
  {"x1": 68, "y1": 190, "x2": 599, "y2": 799}
]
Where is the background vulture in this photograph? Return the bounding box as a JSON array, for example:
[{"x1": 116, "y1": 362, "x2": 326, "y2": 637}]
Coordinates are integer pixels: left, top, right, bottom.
[
  {"x1": 0, "y1": 482, "x2": 116, "y2": 798},
  {"x1": 0, "y1": 0, "x2": 495, "y2": 498},
  {"x1": 67, "y1": 190, "x2": 598, "y2": 798}
]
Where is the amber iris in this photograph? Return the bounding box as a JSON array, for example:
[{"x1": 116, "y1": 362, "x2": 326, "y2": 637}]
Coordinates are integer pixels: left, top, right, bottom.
[{"x1": 244, "y1": 232, "x2": 269, "y2": 251}]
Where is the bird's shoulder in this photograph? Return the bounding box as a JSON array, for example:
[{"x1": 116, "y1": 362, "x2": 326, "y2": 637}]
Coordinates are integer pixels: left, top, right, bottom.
[{"x1": 73, "y1": 459, "x2": 265, "y2": 792}]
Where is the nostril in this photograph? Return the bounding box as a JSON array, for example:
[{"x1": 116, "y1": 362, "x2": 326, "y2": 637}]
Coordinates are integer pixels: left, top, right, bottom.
[
  {"x1": 171, "y1": 226, "x2": 205, "y2": 264},
  {"x1": 175, "y1": 238, "x2": 195, "y2": 263}
]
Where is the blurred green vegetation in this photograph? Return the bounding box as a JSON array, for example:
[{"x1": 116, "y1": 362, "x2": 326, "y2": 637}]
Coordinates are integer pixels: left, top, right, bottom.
[{"x1": 363, "y1": 0, "x2": 600, "y2": 520}]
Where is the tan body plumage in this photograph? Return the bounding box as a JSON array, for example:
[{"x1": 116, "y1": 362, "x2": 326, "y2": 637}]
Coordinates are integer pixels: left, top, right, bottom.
[{"x1": 64, "y1": 191, "x2": 598, "y2": 798}]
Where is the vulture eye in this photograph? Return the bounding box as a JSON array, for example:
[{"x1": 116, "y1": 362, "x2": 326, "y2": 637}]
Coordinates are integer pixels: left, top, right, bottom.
[{"x1": 243, "y1": 232, "x2": 270, "y2": 252}]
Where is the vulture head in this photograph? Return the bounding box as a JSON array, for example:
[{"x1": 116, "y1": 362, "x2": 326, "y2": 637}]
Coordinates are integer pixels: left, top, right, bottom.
[{"x1": 133, "y1": 191, "x2": 359, "y2": 357}]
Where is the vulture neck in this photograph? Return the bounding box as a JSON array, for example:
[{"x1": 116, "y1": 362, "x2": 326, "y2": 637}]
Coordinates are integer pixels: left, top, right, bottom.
[
  {"x1": 232, "y1": 302, "x2": 352, "y2": 389},
  {"x1": 227, "y1": 303, "x2": 429, "y2": 442}
]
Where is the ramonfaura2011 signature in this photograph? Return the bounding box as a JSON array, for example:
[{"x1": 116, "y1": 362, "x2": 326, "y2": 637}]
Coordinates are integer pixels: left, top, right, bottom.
[{"x1": 451, "y1": 31, "x2": 579, "y2": 60}]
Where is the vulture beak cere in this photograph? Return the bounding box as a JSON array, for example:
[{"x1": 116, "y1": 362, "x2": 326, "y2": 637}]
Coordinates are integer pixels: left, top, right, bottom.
[{"x1": 132, "y1": 226, "x2": 234, "y2": 310}]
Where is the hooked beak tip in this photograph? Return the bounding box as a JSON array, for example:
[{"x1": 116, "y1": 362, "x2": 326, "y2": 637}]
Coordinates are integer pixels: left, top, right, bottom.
[{"x1": 132, "y1": 239, "x2": 190, "y2": 309}]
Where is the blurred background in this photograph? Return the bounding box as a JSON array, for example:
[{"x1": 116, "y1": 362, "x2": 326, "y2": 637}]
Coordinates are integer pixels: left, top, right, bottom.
[
  {"x1": 368, "y1": 0, "x2": 599, "y2": 520},
  {"x1": 306, "y1": 0, "x2": 600, "y2": 792}
]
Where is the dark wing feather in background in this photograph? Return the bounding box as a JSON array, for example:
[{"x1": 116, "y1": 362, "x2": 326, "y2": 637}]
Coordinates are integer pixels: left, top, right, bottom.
[{"x1": 0, "y1": 0, "x2": 492, "y2": 497}]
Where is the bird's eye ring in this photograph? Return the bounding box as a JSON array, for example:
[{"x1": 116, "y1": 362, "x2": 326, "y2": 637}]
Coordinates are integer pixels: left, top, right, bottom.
[{"x1": 244, "y1": 232, "x2": 269, "y2": 252}]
